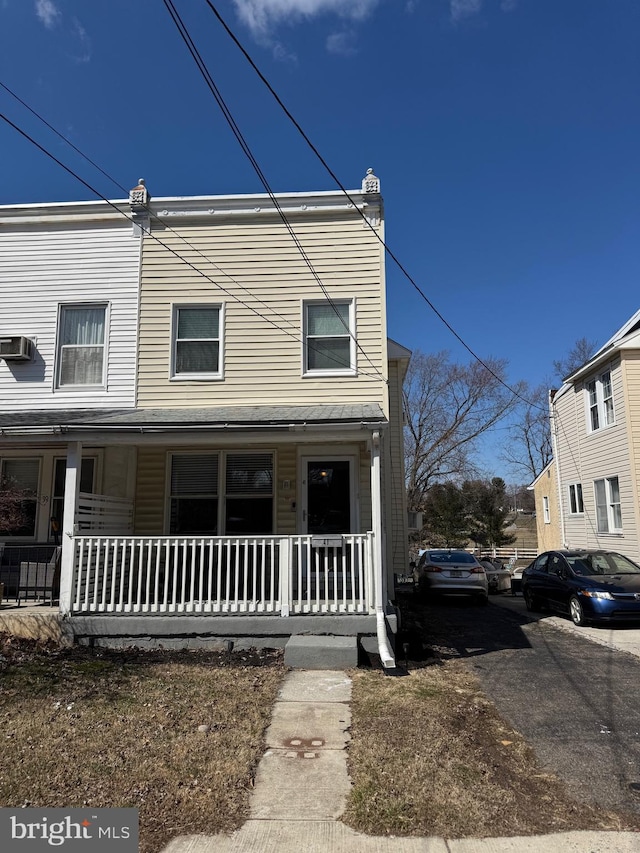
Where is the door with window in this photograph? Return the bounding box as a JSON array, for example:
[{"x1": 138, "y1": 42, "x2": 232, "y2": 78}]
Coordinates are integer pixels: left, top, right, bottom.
[{"x1": 300, "y1": 458, "x2": 355, "y2": 534}]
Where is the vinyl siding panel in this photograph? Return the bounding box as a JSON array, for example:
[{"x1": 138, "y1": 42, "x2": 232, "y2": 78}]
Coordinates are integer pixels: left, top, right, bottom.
[
  {"x1": 554, "y1": 358, "x2": 639, "y2": 555},
  {"x1": 0, "y1": 222, "x2": 140, "y2": 411},
  {"x1": 137, "y1": 215, "x2": 387, "y2": 410}
]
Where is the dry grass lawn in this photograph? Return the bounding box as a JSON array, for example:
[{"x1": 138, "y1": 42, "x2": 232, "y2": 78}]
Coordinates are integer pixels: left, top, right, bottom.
[
  {"x1": 344, "y1": 654, "x2": 640, "y2": 839},
  {"x1": 0, "y1": 635, "x2": 285, "y2": 853}
]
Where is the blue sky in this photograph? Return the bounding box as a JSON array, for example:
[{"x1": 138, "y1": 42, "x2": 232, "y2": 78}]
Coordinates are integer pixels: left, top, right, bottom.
[{"x1": 1, "y1": 0, "x2": 639, "y2": 477}]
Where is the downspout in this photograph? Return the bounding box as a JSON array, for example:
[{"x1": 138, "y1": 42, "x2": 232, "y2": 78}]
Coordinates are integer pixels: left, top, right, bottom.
[
  {"x1": 549, "y1": 390, "x2": 567, "y2": 548},
  {"x1": 371, "y1": 430, "x2": 396, "y2": 669}
]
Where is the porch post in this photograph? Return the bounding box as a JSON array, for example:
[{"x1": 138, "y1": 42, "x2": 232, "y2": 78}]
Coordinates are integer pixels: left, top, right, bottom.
[
  {"x1": 279, "y1": 537, "x2": 291, "y2": 617},
  {"x1": 58, "y1": 441, "x2": 82, "y2": 616},
  {"x1": 371, "y1": 431, "x2": 395, "y2": 668}
]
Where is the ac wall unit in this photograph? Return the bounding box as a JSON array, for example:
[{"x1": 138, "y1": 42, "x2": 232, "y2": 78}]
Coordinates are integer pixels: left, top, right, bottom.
[{"x1": 0, "y1": 336, "x2": 33, "y2": 361}]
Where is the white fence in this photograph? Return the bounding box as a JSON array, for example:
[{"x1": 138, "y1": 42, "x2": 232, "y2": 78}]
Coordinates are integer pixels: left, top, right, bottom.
[
  {"x1": 76, "y1": 493, "x2": 134, "y2": 534},
  {"x1": 70, "y1": 533, "x2": 374, "y2": 617}
]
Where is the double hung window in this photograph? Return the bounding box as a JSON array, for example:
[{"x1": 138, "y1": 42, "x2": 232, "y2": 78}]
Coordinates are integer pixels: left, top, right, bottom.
[
  {"x1": 585, "y1": 369, "x2": 615, "y2": 432},
  {"x1": 169, "y1": 452, "x2": 273, "y2": 535},
  {"x1": 57, "y1": 304, "x2": 106, "y2": 387},
  {"x1": 172, "y1": 306, "x2": 222, "y2": 378},
  {"x1": 303, "y1": 300, "x2": 355, "y2": 375},
  {"x1": 568, "y1": 483, "x2": 584, "y2": 515},
  {"x1": 594, "y1": 476, "x2": 622, "y2": 533},
  {"x1": 0, "y1": 458, "x2": 40, "y2": 537}
]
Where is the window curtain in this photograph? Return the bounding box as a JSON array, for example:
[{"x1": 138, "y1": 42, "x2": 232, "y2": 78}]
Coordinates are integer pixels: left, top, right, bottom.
[{"x1": 59, "y1": 307, "x2": 105, "y2": 385}]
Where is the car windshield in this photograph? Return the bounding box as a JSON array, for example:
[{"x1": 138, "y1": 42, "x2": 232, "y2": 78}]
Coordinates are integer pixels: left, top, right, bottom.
[
  {"x1": 566, "y1": 552, "x2": 640, "y2": 575},
  {"x1": 428, "y1": 551, "x2": 477, "y2": 564}
]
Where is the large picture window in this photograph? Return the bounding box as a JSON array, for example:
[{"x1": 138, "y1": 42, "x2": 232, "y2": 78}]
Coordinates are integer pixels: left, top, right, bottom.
[
  {"x1": 57, "y1": 304, "x2": 106, "y2": 387},
  {"x1": 594, "y1": 476, "x2": 622, "y2": 534},
  {"x1": 303, "y1": 300, "x2": 355, "y2": 374},
  {"x1": 172, "y1": 306, "x2": 222, "y2": 378}
]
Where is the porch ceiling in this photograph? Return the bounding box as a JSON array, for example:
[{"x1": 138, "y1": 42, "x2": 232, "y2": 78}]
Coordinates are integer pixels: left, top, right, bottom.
[{"x1": 0, "y1": 403, "x2": 387, "y2": 435}]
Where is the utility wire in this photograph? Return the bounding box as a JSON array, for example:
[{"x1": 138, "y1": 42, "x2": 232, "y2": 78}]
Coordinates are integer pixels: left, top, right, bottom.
[
  {"x1": 0, "y1": 99, "x2": 382, "y2": 380},
  {"x1": 162, "y1": 0, "x2": 384, "y2": 382},
  {"x1": 201, "y1": 0, "x2": 543, "y2": 413}
]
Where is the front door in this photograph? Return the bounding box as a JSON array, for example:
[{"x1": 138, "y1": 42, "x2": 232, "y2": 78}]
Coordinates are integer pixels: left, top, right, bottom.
[{"x1": 301, "y1": 458, "x2": 354, "y2": 534}]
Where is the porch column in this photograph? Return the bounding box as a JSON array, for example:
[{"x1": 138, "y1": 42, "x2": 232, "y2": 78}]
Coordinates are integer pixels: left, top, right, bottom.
[
  {"x1": 371, "y1": 431, "x2": 395, "y2": 668},
  {"x1": 58, "y1": 441, "x2": 82, "y2": 617}
]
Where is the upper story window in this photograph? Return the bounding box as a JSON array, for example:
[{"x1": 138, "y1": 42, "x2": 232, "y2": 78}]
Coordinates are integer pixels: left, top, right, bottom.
[
  {"x1": 594, "y1": 475, "x2": 622, "y2": 534},
  {"x1": 303, "y1": 300, "x2": 355, "y2": 376},
  {"x1": 585, "y1": 368, "x2": 615, "y2": 432},
  {"x1": 57, "y1": 304, "x2": 106, "y2": 387},
  {"x1": 568, "y1": 483, "x2": 584, "y2": 514},
  {"x1": 172, "y1": 305, "x2": 222, "y2": 379}
]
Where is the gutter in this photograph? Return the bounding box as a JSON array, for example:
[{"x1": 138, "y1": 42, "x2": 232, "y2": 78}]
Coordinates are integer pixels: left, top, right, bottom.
[{"x1": 0, "y1": 420, "x2": 388, "y2": 437}]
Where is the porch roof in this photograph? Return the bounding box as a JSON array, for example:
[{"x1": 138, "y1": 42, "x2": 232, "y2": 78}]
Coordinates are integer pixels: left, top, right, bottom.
[{"x1": 0, "y1": 403, "x2": 387, "y2": 435}]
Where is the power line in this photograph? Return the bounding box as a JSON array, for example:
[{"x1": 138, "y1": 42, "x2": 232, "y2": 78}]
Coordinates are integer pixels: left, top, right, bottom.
[
  {"x1": 162, "y1": 0, "x2": 384, "y2": 382},
  {"x1": 200, "y1": 0, "x2": 544, "y2": 413}
]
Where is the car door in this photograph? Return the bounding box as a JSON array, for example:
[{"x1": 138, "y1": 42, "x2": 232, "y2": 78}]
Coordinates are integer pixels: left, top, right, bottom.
[
  {"x1": 545, "y1": 553, "x2": 571, "y2": 614},
  {"x1": 526, "y1": 553, "x2": 550, "y2": 602}
]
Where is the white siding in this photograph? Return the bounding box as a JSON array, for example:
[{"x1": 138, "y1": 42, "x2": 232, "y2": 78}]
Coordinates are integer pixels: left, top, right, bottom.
[
  {"x1": 0, "y1": 221, "x2": 140, "y2": 410},
  {"x1": 554, "y1": 358, "x2": 639, "y2": 556}
]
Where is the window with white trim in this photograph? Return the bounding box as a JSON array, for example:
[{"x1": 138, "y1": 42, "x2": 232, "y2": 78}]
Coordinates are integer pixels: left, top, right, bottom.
[
  {"x1": 172, "y1": 305, "x2": 222, "y2": 378},
  {"x1": 568, "y1": 483, "x2": 584, "y2": 514},
  {"x1": 543, "y1": 496, "x2": 550, "y2": 524},
  {"x1": 585, "y1": 368, "x2": 615, "y2": 432},
  {"x1": 169, "y1": 452, "x2": 273, "y2": 535},
  {"x1": 303, "y1": 300, "x2": 355, "y2": 375},
  {"x1": 594, "y1": 476, "x2": 622, "y2": 533},
  {"x1": 0, "y1": 457, "x2": 40, "y2": 537},
  {"x1": 57, "y1": 304, "x2": 106, "y2": 387}
]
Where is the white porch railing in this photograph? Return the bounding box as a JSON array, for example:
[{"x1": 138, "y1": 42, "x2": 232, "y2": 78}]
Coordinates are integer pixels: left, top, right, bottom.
[{"x1": 69, "y1": 533, "x2": 374, "y2": 617}]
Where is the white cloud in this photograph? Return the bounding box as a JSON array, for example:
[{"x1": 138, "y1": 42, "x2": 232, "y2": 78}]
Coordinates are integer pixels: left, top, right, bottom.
[
  {"x1": 449, "y1": 0, "x2": 482, "y2": 22},
  {"x1": 71, "y1": 18, "x2": 91, "y2": 63},
  {"x1": 233, "y1": 0, "x2": 379, "y2": 38},
  {"x1": 35, "y1": 0, "x2": 60, "y2": 29},
  {"x1": 326, "y1": 30, "x2": 357, "y2": 56}
]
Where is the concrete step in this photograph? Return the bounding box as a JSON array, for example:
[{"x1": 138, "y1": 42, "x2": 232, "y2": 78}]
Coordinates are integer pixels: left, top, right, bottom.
[{"x1": 284, "y1": 635, "x2": 358, "y2": 669}]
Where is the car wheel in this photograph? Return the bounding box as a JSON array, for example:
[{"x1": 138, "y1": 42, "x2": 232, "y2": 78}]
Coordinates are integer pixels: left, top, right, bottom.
[
  {"x1": 569, "y1": 595, "x2": 587, "y2": 627},
  {"x1": 523, "y1": 587, "x2": 542, "y2": 613}
]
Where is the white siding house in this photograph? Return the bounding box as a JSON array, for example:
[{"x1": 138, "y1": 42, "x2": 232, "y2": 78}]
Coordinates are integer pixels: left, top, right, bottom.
[{"x1": 551, "y1": 310, "x2": 640, "y2": 560}]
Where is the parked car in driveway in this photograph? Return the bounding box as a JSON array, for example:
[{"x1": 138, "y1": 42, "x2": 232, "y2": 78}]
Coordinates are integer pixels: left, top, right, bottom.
[
  {"x1": 479, "y1": 558, "x2": 512, "y2": 594},
  {"x1": 521, "y1": 549, "x2": 640, "y2": 626},
  {"x1": 413, "y1": 550, "x2": 488, "y2": 604}
]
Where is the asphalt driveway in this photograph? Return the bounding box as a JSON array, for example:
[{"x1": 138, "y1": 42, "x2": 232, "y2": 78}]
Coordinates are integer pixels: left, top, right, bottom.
[{"x1": 407, "y1": 593, "x2": 640, "y2": 816}]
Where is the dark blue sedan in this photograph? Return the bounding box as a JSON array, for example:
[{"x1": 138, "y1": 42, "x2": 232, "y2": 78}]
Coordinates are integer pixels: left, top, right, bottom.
[{"x1": 521, "y1": 549, "x2": 640, "y2": 626}]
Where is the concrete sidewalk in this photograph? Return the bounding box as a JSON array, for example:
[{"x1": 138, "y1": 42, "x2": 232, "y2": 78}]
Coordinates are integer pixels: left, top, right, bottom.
[{"x1": 161, "y1": 670, "x2": 639, "y2": 853}]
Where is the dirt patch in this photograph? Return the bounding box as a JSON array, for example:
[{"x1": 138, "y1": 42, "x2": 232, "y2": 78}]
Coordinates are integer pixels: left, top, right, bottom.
[
  {"x1": 343, "y1": 598, "x2": 640, "y2": 839},
  {"x1": 0, "y1": 634, "x2": 285, "y2": 853}
]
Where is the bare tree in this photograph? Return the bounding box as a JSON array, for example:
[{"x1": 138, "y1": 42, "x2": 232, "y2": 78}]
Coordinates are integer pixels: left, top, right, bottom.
[
  {"x1": 404, "y1": 351, "x2": 523, "y2": 511},
  {"x1": 502, "y1": 383, "x2": 553, "y2": 482},
  {"x1": 553, "y1": 337, "x2": 598, "y2": 382}
]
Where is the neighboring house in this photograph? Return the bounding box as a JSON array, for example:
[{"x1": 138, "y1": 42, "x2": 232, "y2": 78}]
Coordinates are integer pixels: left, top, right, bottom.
[
  {"x1": 0, "y1": 172, "x2": 409, "y2": 666},
  {"x1": 528, "y1": 460, "x2": 562, "y2": 552},
  {"x1": 550, "y1": 308, "x2": 640, "y2": 561}
]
